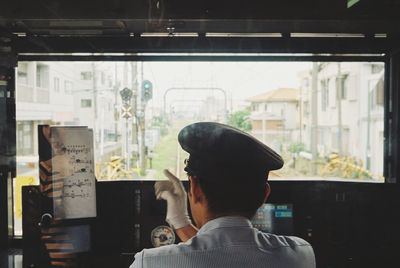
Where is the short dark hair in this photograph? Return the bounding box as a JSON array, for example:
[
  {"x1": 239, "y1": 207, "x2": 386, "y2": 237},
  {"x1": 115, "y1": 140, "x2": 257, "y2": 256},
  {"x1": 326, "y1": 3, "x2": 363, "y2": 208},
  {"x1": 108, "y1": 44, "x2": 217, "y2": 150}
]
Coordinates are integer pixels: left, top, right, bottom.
[{"x1": 194, "y1": 174, "x2": 267, "y2": 219}]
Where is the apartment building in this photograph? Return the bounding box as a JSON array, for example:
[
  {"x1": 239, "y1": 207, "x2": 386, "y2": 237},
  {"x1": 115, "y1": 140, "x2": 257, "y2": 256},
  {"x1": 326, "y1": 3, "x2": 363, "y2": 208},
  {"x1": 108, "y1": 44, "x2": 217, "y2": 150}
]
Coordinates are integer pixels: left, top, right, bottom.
[
  {"x1": 16, "y1": 62, "x2": 80, "y2": 173},
  {"x1": 299, "y1": 62, "x2": 384, "y2": 176}
]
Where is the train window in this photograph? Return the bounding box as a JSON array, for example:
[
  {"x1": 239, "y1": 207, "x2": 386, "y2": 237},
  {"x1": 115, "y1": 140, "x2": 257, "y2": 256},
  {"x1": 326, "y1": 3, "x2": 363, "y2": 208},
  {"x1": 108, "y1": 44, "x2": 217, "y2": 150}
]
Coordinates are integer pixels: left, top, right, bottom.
[{"x1": 13, "y1": 60, "x2": 385, "y2": 235}]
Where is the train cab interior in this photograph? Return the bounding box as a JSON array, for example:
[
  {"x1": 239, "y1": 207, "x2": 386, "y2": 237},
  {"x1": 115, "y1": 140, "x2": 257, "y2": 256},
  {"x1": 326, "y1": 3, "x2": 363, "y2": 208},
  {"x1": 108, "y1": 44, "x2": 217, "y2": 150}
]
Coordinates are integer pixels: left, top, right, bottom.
[{"x1": 1, "y1": 0, "x2": 400, "y2": 267}]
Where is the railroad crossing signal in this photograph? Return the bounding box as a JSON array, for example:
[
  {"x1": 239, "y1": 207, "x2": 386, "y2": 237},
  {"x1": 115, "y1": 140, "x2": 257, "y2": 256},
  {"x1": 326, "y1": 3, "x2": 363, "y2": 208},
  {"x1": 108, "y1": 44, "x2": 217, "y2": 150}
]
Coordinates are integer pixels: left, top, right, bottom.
[
  {"x1": 120, "y1": 87, "x2": 133, "y2": 102},
  {"x1": 121, "y1": 104, "x2": 132, "y2": 119}
]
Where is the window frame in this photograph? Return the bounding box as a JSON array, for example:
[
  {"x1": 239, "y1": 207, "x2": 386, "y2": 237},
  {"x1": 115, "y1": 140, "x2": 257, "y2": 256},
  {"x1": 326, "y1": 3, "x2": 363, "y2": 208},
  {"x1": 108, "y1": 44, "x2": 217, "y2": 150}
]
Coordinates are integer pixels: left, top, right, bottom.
[{"x1": 5, "y1": 50, "x2": 397, "y2": 246}]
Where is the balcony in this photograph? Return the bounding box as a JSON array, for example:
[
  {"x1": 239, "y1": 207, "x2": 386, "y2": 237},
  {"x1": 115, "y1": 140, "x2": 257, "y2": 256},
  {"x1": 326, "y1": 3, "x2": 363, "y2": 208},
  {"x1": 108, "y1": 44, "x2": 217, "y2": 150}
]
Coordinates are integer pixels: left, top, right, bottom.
[
  {"x1": 16, "y1": 85, "x2": 50, "y2": 104},
  {"x1": 16, "y1": 84, "x2": 34, "y2": 102},
  {"x1": 36, "y1": 87, "x2": 49, "y2": 103}
]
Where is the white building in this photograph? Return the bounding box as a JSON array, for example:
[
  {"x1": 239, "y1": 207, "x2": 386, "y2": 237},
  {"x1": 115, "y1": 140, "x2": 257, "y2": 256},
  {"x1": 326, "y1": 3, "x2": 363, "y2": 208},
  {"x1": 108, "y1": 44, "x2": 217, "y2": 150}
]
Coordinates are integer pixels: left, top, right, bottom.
[
  {"x1": 73, "y1": 63, "x2": 119, "y2": 139},
  {"x1": 16, "y1": 61, "x2": 127, "y2": 173},
  {"x1": 16, "y1": 62, "x2": 80, "y2": 161},
  {"x1": 16, "y1": 61, "x2": 166, "y2": 178},
  {"x1": 299, "y1": 62, "x2": 384, "y2": 176}
]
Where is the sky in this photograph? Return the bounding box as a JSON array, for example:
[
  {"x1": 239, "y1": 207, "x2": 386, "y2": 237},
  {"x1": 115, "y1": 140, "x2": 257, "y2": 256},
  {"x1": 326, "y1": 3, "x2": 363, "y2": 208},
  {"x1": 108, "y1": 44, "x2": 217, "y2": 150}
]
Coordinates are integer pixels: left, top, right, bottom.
[{"x1": 143, "y1": 61, "x2": 312, "y2": 111}]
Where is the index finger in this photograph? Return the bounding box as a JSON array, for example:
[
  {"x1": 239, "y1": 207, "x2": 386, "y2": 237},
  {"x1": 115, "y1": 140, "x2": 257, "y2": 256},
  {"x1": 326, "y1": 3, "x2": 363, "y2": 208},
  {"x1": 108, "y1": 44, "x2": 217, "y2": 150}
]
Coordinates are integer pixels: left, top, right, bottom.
[
  {"x1": 163, "y1": 169, "x2": 181, "y2": 186},
  {"x1": 154, "y1": 180, "x2": 173, "y2": 198}
]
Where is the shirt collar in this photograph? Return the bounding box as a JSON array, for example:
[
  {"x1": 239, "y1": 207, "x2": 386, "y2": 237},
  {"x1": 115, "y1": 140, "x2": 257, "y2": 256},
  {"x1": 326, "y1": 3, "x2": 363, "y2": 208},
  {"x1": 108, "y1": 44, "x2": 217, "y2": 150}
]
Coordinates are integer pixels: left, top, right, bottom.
[{"x1": 197, "y1": 216, "x2": 253, "y2": 235}]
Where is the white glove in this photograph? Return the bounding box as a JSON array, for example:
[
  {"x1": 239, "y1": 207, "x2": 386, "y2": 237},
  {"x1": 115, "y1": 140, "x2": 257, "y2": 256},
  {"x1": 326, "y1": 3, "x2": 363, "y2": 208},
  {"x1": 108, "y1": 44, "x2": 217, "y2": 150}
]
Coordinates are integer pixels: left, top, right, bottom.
[{"x1": 154, "y1": 169, "x2": 191, "y2": 229}]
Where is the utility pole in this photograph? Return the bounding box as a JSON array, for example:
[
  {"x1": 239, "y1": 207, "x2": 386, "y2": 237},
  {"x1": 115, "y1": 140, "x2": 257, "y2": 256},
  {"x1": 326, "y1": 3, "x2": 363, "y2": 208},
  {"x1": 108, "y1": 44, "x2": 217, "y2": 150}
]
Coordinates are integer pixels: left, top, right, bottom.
[
  {"x1": 123, "y1": 62, "x2": 128, "y2": 87},
  {"x1": 113, "y1": 63, "x2": 119, "y2": 142},
  {"x1": 366, "y1": 82, "x2": 372, "y2": 170},
  {"x1": 336, "y1": 63, "x2": 343, "y2": 156},
  {"x1": 139, "y1": 113, "x2": 146, "y2": 176},
  {"x1": 130, "y1": 62, "x2": 139, "y2": 167},
  {"x1": 310, "y1": 62, "x2": 319, "y2": 175},
  {"x1": 92, "y1": 63, "x2": 98, "y2": 144},
  {"x1": 139, "y1": 62, "x2": 146, "y2": 176},
  {"x1": 122, "y1": 63, "x2": 131, "y2": 170},
  {"x1": 299, "y1": 85, "x2": 303, "y2": 143},
  {"x1": 120, "y1": 87, "x2": 133, "y2": 171},
  {"x1": 138, "y1": 74, "x2": 154, "y2": 176}
]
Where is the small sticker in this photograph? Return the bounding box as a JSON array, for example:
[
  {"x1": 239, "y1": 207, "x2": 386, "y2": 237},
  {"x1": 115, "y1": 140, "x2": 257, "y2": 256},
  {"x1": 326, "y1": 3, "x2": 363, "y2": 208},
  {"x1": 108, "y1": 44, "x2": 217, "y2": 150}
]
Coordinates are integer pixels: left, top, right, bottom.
[{"x1": 275, "y1": 211, "x2": 293, "y2": 218}]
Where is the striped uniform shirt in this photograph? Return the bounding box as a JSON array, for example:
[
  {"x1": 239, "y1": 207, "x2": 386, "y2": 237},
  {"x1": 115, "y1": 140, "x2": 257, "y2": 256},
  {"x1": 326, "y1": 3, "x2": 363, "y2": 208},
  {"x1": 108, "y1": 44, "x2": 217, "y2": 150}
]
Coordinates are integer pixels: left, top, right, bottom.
[{"x1": 130, "y1": 216, "x2": 316, "y2": 268}]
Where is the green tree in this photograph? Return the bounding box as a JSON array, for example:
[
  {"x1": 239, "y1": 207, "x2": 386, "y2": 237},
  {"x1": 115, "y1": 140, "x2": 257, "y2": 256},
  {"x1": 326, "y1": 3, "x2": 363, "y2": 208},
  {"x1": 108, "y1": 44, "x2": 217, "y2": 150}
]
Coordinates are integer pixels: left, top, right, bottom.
[
  {"x1": 227, "y1": 110, "x2": 252, "y2": 132},
  {"x1": 288, "y1": 142, "x2": 305, "y2": 154}
]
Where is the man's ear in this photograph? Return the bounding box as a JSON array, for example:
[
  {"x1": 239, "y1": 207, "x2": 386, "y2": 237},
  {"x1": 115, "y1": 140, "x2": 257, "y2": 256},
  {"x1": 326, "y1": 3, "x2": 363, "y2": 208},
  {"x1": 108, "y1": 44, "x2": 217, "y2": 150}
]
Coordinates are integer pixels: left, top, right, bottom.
[
  {"x1": 263, "y1": 183, "x2": 271, "y2": 202},
  {"x1": 189, "y1": 176, "x2": 204, "y2": 204}
]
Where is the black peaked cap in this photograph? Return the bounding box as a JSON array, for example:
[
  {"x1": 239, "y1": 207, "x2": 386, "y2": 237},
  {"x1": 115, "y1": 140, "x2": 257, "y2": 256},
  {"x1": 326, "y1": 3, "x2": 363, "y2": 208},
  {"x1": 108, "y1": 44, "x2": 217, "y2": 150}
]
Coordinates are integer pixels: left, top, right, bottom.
[{"x1": 178, "y1": 122, "x2": 284, "y2": 178}]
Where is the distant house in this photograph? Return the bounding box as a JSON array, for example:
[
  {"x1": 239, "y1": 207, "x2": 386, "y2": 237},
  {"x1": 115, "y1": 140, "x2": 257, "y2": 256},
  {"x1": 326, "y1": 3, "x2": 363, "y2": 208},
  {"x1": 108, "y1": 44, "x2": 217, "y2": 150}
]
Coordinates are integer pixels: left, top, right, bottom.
[{"x1": 247, "y1": 88, "x2": 300, "y2": 149}]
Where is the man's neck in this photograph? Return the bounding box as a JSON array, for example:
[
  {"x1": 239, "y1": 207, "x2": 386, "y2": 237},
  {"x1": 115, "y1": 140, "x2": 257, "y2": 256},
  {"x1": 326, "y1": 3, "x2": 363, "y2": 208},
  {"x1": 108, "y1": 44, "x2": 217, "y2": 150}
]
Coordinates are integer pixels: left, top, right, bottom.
[{"x1": 197, "y1": 212, "x2": 247, "y2": 228}]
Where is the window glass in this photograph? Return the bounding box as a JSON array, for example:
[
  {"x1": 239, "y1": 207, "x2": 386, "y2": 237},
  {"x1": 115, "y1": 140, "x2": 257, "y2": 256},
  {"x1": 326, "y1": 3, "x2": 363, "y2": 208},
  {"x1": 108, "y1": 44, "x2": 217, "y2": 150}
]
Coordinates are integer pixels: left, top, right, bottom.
[
  {"x1": 81, "y1": 99, "x2": 92, "y2": 108},
  {"x1": 14, "y1": 60, "x2": 385, "y2": 235},
  {"x1": 36, "y1": 64, "x2": 49, "y2": 88},
  {"x1": 65, "y1": 80, "x2": 73, "y2": 94},
  {"x1": 54, "y1": 77, "x2": 60, "y2": 92},
  {"x1": 80, "y1": 71, "x2": 92, "y2": 80}
]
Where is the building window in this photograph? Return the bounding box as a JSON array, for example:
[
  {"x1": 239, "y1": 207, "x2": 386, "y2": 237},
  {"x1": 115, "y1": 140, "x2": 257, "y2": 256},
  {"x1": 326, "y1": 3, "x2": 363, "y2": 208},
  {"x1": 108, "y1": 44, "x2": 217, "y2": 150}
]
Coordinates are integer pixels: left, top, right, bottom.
[
  {"x1": 81, "y1": 99, "x2": 92, "y2": 108},
  {"x1": 376, "y1": 78, "x2": 384, "y2": 106},
  {"x1": 373, "y1": 78, "x2": 384, "y2": 107},
  {"x1": 17, "y1": 121, "x2": 33, "y2": 156},
  {"x1": 18, "y1": 71, "x2": 28, "y2": 85},
  {"x1": 252, "y1": 103, "x2": 258, "y2": 112},
  {"x1": 321, "y1": 79, "x2": 329, "y2": 111},
  {"x1": 303, "y1": 100, "x2": 309, "y2": 116},
  {"x1": 36, "y1": 64, "x2": 49, "y2": 88},
  {"x1": 54, "y1": 77, "x2": 60, "y2": 92},
  {"x1": 371, "y1": 64, "x2": 384, "y2": 74},
  {"x1": 81, "y1": 72, "x2": 92, "y2": 80},
  {"x1": 329, "y1": 78, "x2": 336, "y2": 107},
  {"x1": 17, "y1": 62, "x2": 28, "y2": 85},
  {"x1": 337, "y1": 74, "x2": 348, "y2": 100},
  {"x1": 64, "y1": 81, "x2": 73, "y2": 94}
]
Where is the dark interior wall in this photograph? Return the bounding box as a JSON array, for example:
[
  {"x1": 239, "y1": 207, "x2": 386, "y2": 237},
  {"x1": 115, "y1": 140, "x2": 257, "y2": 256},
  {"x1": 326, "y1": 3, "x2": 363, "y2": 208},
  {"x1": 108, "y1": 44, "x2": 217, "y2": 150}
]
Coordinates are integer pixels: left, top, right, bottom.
[
  {"x1": 22, "y1": 180, "x2": 400, "y2": 267},
  {"x1": 12, "y1": 36, "x2": 397, "y2": 55},
  {"x1": 0, "y1": 169, "x2": 7, "y2": 249},
  {"x1": 268, "y1": 181, "x2": 400, "y2": 267},
  {"x1": 0, "y1": 76, "x2": 16, "y2": 248},
  {"x1": 0, "y1": 0, "x2": 399, "y2": 20},
  {"x1": 1, "y1": 1, "x2": 400, "y2": 265},
  {"x1": 388, "y1": 52, "x2": 400, "y2": 184},
  {"x1": 0, "y1": 35, "x2": 16, "y2": 249},
  {"x1": 4, "y1": 42, "x2": 400, "y2": 268}
]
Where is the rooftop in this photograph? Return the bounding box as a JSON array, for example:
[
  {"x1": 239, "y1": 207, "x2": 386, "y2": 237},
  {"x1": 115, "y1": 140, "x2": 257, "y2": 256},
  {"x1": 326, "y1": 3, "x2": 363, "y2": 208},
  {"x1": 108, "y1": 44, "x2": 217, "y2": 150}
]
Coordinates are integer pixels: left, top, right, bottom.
[{"x1": 247, "y1": 88, "x2": 299, "y2": 103}]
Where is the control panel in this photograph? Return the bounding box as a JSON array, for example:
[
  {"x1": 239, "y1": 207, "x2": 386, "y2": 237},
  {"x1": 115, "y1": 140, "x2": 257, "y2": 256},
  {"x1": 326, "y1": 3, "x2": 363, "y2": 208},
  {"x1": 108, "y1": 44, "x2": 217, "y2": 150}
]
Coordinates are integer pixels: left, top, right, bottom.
[
  {"x1": 251, "y1": 204, "x2": 293, "y2": 235},
  {"x1": 22, "y1": 180, "x2": 400, "y2": 268},
  {"x1": 150, "y1": 226, "x2": 175, "y2": 247}
]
